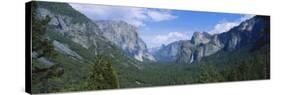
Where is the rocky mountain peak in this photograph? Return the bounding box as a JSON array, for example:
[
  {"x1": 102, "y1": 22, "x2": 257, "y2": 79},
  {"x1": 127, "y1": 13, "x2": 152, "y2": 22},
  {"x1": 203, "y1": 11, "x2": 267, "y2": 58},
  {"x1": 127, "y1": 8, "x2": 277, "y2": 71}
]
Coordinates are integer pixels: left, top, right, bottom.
[
  {"x1": 96, "y1": 20, "x2": 155, "y2": 62},
  {"x1": 191, "y1": 32, "x2": 212, "y2": 45}
]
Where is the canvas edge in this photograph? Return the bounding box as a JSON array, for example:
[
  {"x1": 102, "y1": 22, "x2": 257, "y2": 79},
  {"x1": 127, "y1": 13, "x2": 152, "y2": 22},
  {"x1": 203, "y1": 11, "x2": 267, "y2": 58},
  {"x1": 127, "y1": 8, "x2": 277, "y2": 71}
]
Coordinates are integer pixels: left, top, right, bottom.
[{"x1": 25, "y1": 1, "x2": 32, "y2": 94}]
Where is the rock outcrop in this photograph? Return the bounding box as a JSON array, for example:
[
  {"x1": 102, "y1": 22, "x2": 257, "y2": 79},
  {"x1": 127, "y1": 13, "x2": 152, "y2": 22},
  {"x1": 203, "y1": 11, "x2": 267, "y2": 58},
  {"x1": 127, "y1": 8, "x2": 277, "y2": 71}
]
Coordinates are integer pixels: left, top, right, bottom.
[{"x1": 96, "y1": 20, "x2": 155, "y2": 62}]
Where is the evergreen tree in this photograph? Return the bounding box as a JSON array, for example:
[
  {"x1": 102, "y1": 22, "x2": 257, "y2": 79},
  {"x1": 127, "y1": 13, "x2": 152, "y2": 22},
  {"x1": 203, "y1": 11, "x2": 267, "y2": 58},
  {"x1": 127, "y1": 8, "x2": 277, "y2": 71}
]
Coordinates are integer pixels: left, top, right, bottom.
[
  {"x1": 87, "y1": 55, "x2": 119, "y2": 90},
  {"x1": 31, "y1": 2, "x2": 56, "y2": 58},
  {"x1": 31, "y1": 2, "x2": 63, "y2": 93}
]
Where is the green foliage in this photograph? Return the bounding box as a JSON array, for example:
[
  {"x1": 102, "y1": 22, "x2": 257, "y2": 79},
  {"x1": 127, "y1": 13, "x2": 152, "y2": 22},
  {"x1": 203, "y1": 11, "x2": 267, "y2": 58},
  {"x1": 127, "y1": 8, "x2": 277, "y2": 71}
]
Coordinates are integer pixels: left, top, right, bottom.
[
  {"x1": 31, "y1": 2, "x2": 64, "y2": 93},
  {"x1": 33, "y1": 26, "x2": 134, "y2": 93},
  {"x1": 115, "y1": 62, "x2": 199, "y2": 88},
  {"x1": 32, "y1": 63, "x2": 64, "y2": 93},
  {"x1": 197, "y1": 44, "x2": 270, "y2": 82},
  {"x1": 221, "y1": 47, "x2": 270, "y2": 81},
  {"x1": 87, "y1": 55, "x2": 119, "y2": 89},
  {"x1": 31, "y1": 2, "x2": 57, "y2": 58},
  {"x1": 196, "y1": 64, "x2": 225, "y2": 83}
]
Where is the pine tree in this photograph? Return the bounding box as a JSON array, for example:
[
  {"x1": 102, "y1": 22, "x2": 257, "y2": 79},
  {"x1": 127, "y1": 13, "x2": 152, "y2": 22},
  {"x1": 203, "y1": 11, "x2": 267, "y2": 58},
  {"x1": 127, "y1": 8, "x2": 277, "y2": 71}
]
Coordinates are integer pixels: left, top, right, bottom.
[
  {"x1": 87, "y1": 55, "x2": 119, "y2": 90},
  {"x1": 31, "y1": 2, "x2": 56, "y2": 59}
]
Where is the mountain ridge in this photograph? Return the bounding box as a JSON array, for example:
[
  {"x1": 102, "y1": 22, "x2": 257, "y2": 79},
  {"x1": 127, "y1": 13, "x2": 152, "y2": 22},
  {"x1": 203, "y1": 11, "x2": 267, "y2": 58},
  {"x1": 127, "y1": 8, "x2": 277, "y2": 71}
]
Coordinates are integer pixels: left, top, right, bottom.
[
  {"x1": 153, "y1": 15, "x2": 270, "y2": 64},
  {"x1": 96, "y1": 20, "x2": 155, "y2": 62},
  {"x1": 35, "y1": 2, "x2": 154, "y2": 63}
]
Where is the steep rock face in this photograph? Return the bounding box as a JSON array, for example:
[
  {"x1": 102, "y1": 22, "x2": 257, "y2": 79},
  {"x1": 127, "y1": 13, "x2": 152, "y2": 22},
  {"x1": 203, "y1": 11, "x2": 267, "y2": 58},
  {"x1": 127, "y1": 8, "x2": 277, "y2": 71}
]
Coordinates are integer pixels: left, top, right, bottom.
[
  {"x1": 153, "y1": 32, "x2": 212, "y2": 62},
  {"x1": 218, "y1": 16, "x2": 270, "y2": 51},
  {"x1": 155, "y1": 16, "x2": 269, "y2": 64},
  {"x1": 176, "y1": 41, "x2": 195, "y2": 64},
  {"x1": 176, "y1": 32, "x2": 221, "y2": 64},
  {"x1": 201, "y1": 35, "x2": 224, "y2": 56},
  {"x1": 191, "y1": 32, "x2": 212, "y2": 45},
  {"x1": 53, "y1": 40, "x2": 82, "y2": 60},
  {"x1": 36, "y1": 7, "x2": 104, "y2": 50},
  {"x1": 155, "y1": 32, "x2": 218, "y2": 64},
  {"x1": 153, "y1": 41, "x2": 183, "y2": 62},
  {"x1": 96, "y1": 20, "x2": 155, "y2": 62}
]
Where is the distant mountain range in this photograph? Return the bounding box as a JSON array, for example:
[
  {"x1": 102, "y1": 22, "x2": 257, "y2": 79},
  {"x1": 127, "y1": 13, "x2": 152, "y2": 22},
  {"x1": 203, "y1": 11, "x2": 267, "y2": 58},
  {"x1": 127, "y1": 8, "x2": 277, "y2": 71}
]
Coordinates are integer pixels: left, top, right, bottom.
[{"x1": 153, "y1": 16, "x2": 270, "y2": 64}]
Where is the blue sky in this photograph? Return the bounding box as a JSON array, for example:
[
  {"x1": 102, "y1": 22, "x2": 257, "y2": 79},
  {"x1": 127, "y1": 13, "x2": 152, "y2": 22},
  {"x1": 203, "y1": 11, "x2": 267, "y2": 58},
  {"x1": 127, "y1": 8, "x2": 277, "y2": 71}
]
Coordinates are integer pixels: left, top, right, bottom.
[{"x1": 70, "y1": 3, "x2": 254, "y2": 48}]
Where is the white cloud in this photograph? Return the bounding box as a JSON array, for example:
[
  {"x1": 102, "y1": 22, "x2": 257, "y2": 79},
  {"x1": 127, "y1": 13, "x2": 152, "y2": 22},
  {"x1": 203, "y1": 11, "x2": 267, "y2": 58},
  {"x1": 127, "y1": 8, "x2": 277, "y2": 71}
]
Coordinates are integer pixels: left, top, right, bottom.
[
  {"x1": 147, "y1": 10, "x2": 177, "y2": 22},
  {"x1": 69, "y1": 4, "x2": 176, "y2": 27},
  {"x1": 144, "y1": 32, "x2": 190, "y2": 48},
  {"x1": 209, "y1": 14, "x2": 255, "y2": 34},
  {"x1": 210, "y1": 20, "x2": 239, "y2": 34}
]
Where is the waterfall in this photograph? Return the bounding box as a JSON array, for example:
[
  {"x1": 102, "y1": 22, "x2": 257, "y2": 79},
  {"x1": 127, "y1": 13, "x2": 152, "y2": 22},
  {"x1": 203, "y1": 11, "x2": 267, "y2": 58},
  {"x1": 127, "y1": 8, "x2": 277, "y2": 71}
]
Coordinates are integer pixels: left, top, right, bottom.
[{"x1": 189, "y1": 53, "x2": 194, "y2": 64}]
